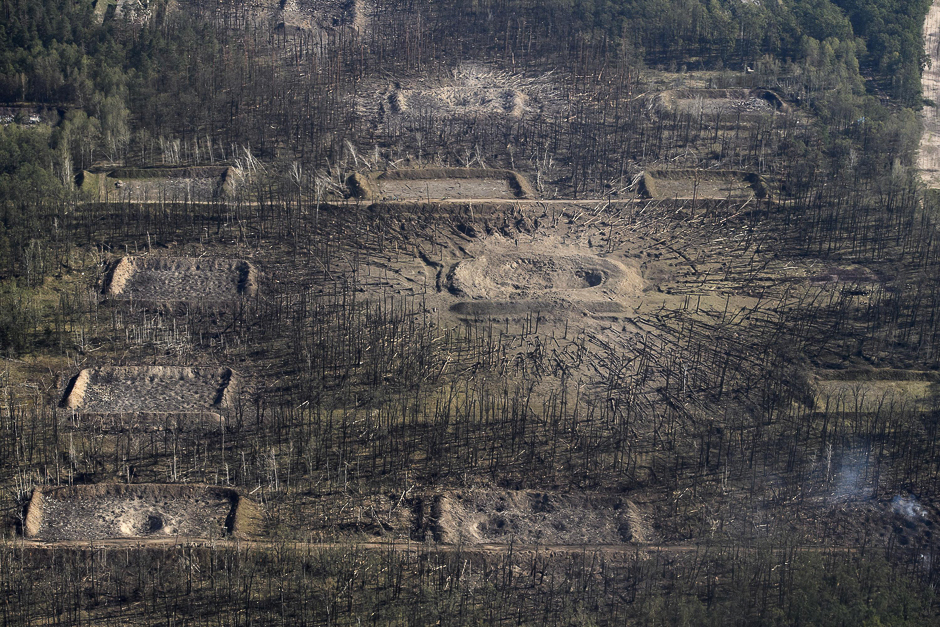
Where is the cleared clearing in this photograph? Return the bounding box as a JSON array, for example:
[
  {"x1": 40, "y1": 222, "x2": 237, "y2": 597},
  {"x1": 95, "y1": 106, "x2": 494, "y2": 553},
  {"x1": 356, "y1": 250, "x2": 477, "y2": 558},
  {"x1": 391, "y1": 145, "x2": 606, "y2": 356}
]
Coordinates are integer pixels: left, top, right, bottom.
[
  {"x1": 639, "y1": 169, "x2": 769, "y2": 200},
  {"x1": 813, "y1": 370, "x2": 940, "y2": 413},
  {"x1": 61, "y1": 366, "x2": 238, "y2": 414},
  {"x1": 105, "y1": 256, "x2": 258, "y2": 302},
  {"x1": 656, "y1": 88, "x2": 788, "y2": 116},
  {"x1": 78, "y1": 166, "x2": 236, "y2": 203},
  {"x1": 348, "y1": 168, "x2": 535, "y2": 201},
  {"x1": 24, "y1": 484, "x2": 260, "y2": 541}
]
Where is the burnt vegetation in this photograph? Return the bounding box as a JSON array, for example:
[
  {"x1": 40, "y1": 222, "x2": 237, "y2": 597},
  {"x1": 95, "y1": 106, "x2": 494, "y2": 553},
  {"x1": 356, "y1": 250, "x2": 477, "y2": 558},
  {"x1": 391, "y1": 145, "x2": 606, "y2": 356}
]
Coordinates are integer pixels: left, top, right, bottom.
[{"x1": 1, "y1": 0, "x2": 940, "y2": 623}]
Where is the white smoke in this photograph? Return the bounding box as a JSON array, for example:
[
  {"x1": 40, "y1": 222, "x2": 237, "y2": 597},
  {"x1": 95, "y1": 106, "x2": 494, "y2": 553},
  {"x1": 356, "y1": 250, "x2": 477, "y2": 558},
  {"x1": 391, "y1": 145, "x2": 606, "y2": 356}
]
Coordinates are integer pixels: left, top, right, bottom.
[{"x1": 892, "y1": 495, "x2": 926, "y2": 520}]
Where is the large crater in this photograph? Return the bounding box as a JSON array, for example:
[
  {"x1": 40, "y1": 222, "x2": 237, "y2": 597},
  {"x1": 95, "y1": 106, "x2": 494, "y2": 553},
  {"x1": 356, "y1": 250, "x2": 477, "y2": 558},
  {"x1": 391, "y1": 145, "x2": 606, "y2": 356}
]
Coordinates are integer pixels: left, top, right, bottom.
[{"x1": 447, "y1": 251, "x2": 641, "y2": 300}]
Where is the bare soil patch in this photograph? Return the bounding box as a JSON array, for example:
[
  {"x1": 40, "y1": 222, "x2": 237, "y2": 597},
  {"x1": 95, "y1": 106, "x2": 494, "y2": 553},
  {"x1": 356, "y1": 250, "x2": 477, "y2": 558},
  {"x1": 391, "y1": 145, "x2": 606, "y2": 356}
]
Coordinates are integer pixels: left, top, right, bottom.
[
  {"x1": 61, "y1": 366, "x2": 238, "y2": 414},
  {"x1": 349, "y1": 168, "x2": 535, "y2": 201},
  {"x1": 105, "y1": 256, "x2": 258, "y2": 302},
  {"x1": 432, "y1": 489, "x2": 647, "y2": 545},
  {"x1": 656, "y1": 88, "x2": 789, "y2": 116},
  {"x1": 639, "y1": 169, "x2": 769, "y2": 200},
  {"x1": 78, "y1": 166, "x2": 236, "y2": 203},
  {"x1": 812, "y1": 370, "x2": 940, "y2": 413},
  {"x1": 24, "y1": 484, "x2": 260, "y2": 540}
]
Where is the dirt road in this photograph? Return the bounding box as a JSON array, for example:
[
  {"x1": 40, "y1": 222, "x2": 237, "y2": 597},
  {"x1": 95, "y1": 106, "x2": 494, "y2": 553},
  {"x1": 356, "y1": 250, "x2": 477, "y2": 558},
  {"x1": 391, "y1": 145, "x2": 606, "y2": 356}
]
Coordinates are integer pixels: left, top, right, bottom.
[{"x1": 920, "y1": 1, "x2": 940, "y2": 186}]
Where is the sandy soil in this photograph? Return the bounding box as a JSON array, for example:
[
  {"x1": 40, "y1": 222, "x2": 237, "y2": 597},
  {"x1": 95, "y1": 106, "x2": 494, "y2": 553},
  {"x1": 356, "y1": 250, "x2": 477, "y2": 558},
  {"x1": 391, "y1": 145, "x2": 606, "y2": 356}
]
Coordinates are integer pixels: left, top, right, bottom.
[
  {"x1": 31, "y1": 485, "x2": 236, "y2": 541},
  {"x1": 434, "y1": 489, "x2": 648, "y2": 545},
  {"x1": 62, "y1": 366, "x2": 237, "y2": 414},
  {"x1": 921, "y1": 1, "x2": 940, "y2": 187},
  {"x1": 106, "y1": 257, "x2": 257, "y2": 302}
]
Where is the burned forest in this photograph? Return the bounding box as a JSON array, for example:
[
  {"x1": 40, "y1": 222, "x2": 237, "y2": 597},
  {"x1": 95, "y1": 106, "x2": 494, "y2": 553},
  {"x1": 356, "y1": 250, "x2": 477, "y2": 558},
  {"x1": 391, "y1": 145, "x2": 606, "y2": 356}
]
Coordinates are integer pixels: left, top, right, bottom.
[{"x1": 1, "y1": 0, "x2": 940, "y2": 623}]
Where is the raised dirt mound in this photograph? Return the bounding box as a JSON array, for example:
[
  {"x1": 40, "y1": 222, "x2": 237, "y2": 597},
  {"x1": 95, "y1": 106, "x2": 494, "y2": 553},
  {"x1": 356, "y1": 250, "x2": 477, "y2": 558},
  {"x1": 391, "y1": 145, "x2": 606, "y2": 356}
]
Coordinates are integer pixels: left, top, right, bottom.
[
  {"x1": 447, "y1": 249, "x2": 641, "y2": 301},
  {"x1": 812, "y1": 370, "x2": 940, "y2": 414},
  {"x1": 433, "y1": 489, "x2": 647, "y2": 545},
  {"x1": 656, "y1": 88, "x2": 789, "y2": 116},
  {"x1": 348, "y1": 168, "x2": 535, "y2": 201},
  {"x1": 23, "y1": 484, "x2": 260, "y2": 540},
  {"x1": 77, "y1": 166, "x2": 237, "y2": 203},
  {"x1": 364, "y1": 63, "x2": 560, "y2": 123},
  {"x1": 638, "y1": 169, "x2": 769, "y2": 200},
  {"x1": 105, "y1": 256, "x2": 258, "y2": 302},
  {"x1": 61, "y1": 366, "x2": 238, "y2": 414}
]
